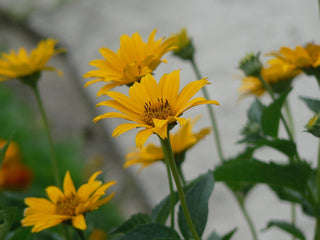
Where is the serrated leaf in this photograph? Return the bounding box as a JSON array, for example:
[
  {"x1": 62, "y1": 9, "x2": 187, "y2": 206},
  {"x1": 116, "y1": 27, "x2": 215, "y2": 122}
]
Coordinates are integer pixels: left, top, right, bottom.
[
  {"x1": 110, "y1": 213, "x2": 151, "y2": 234},
  {"x1": 262, "y1": 220, "x2": 306, "y2": 240},
  {"x1": 213, "y1": 159, "x2": 312, "y2": 192},
  {"x1": 246, "y1": 138, "x2": 297, "y2": 158},
  {"x1": 118, "y1": 223, "x2": 181, "y2": 240},
  {"x1": 261, "y1": 89, "x2": 291, "y2": 137},
  {"x1": 299, "y1": 96, "x2": 320, "y2": 113},
  {"x1": 178, "y1": 171, "x2": 214, "y2": 239}
]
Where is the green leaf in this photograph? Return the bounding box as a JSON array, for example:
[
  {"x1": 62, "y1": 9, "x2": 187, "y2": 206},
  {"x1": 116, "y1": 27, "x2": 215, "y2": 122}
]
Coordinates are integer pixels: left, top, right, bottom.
[
  {"x1": 0, "y1": 207, "x2": 17, "y2": 239},
  {"x1": 0, "y1": 133, "x2": 14, "y2": 166},
  {"x1": 110, "y1": 213, "x2": 151, "y2": 234},
  {"x1": 221, "y1": 228, "x2": 237, "y2": 240},
  {"x1": 261, "y1": 89, "x2": 291, "y2": 137},
  {"x1": 246, "y1": 139, "x2": 297, "y2": 158},
  {"x1": 5, "y1": 227, "x2": 31, "y2": 240},
  {"x1": 299, "y1": 96, "x2": 320, "y2": 113},
  {"x1": 262, "y1": 220, "x2": 306, "y2": 240},
  {"x1": 213, "y1": 159, "x2": 312, "y2": 192},
  {"x1": 207, "y1": 228, "x2": 237, "y2": 240},
  {"x1": 178, "y1": 171, "x2": 214, "y2": 239},
  {"x1": 118, "y1": 223, "x2": 181, "y2": 240}
]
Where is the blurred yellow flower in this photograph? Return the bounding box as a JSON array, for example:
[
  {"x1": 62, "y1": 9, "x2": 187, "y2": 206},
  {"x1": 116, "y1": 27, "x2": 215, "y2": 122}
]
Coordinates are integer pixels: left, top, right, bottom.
[
  {"x1": 125, "y1": 117, "x2": 211, "y2": 169},
  {"x1": 94, "y1": 70, "x2": 219, "y2": 148},
  {"x1": 172, "y1": 28, "x2": 191, "y2": 53},
  {"x1": 0, "y1": 39, "x2": 64, "y2": 82},
  {"x1": 238, "y1": 61, "x2": 300, "y2": 97},
  {"x1": 0, "y1": 138, "x2": 21, "y2": 164},
  {"x1": 83, "y1": 29, "x2": 177, "y2": 95},
  {"x1": 21, "y1": 171, "x2": 115, "y2": 232},
  {"x1": 267, "y1": 43, "x2": 320, "y2": 69}
]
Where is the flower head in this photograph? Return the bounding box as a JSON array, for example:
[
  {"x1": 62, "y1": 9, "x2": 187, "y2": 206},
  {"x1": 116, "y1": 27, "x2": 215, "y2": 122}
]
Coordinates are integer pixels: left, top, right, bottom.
[
  {"x1": 0, "y1": 39, "x2": 64, "y2": 82},
  {"x1": 21, "y1": 171, "x2": 116, "y2": 232},
  {"x1": 94, "y1": 70, "x2": 219, "y2": 148},
  {"x1": 267, "y1": 43, "x2": 320, "y2": 69},
  {"x1": 125, "y1": 117, "x2": 211, "y2": 169},
  {"x1": 238, "y1": 61, "x2": 300, "y2": 97},
  {"x1": 83, "y1": 29, "x2": 177, "y2": 95},
  {"x1": 171, "y1": 28, "x2": 194, "y2": 60}
]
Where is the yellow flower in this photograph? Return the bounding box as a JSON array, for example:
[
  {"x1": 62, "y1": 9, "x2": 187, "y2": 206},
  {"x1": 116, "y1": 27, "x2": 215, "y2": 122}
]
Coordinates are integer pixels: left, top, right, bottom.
[
  {"x1": 0, "y1": 39, "x2": 64, "y2": 82},
  {"x1": 125, "y1": 117, "x2": 211, "y2": 169},
  {"x1": 83, "y1": 29, "x2": 177, "y2": 95},
  {"x1": 238, "y1": 61, "x2": 300, "y2": 97},
  {"x1": 267, "y1": 43, "x2": 320, "y2": 69},
  {"x1": 94, "y1": 70, "x2": 219, "y2": 148},
  {"x1": 0, "y1": 138, "x2": 21, "y2": 164},
  {"x1": 21, "y1": 171, "x2": 116, "y2": 232}
]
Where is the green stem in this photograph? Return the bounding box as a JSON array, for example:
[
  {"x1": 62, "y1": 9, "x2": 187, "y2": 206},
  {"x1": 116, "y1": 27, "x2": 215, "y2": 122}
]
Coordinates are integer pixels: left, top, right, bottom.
[
  {"x1": 190, "y1": 58, "x2": 225, "y2": 163},
  {"x1": 31, "y1": 86, "x2": 60, "y2": 187},
  {"x1": 177, "y1": 165, "x2": 186, "y2": 186},
  {"x1": 160, "y1": 135, "x2": 201, "y2": 240},
  {"x1": 315, "y1": 140, "x2": 320, "y2": 240},
  {"x1": 190, "y1": 57, "x2": 258, "y2": 239},
  {"x1": 75, "y1": 228, "x2": 85, "y2": 240},
  {"x1": 164, "y1": 158, "x2": 175, "y2": 228},
  {"x1": 315, "y1": 75, "x2": 320, "y2": 91},
  {"x1": 237, "y1": 196, "x2": 258, "y2": 240}
]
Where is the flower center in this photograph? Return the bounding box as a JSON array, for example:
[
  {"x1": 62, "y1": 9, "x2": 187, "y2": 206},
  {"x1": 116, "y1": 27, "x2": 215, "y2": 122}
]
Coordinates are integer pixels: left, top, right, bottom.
[
  {"x1": 144, "y1": 98, "x2": 173, "y2": 126},
  {"x1": 55, "y1": 193, "x2": 81, "y2": 216}
]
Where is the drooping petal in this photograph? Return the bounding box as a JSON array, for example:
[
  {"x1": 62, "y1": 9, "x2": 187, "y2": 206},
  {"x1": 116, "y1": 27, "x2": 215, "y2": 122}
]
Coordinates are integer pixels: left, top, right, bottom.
[{"x1": 136, "y1": 128, "x2": 154, "y2": 149}]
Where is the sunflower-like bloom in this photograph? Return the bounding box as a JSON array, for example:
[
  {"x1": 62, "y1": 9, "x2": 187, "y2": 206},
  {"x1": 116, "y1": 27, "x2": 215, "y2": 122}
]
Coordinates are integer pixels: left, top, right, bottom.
[
  {"x1": 125, "y1": 117, "x2": 211, "y2": 169},
  {"x1": 21, "y1": 171, "x2": 116, "y2": 232},
  {"x1": 267, "y1": 43, "x2": 320, "y2": 69},
  {"x1": 83, "y1": 29, "x2": 177, "y2": 95},
  {"x1": 238, "y1": 61, "x2": 301, "y2": 97},
  {"x1": 95, "y1": 70, "x2": 219, "y2": 148},
  {"x1": 0, "y1": 39, "x2": 64, "y2": 82}
]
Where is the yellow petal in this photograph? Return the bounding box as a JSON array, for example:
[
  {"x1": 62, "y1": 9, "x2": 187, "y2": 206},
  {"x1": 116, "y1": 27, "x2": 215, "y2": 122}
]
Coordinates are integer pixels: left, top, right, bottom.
[
  {"x1": 72, "y1": 214, "x2": 87, "y2": 230},
  {"x1": 46, "y1": 186, "x2": 64, "y2": 203},
  {"x1": 136, "y1": 128, "x2": 154, "y2": 148},
  {"x1": 63, "y1": 171, "x2": 76, "y2": 195}
]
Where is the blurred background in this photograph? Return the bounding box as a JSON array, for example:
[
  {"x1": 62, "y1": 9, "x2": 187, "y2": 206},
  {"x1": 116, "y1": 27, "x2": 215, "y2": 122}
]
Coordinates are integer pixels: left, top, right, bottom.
[{"x1": 0, "y1": 0, "x2": 319, "y2": 239}]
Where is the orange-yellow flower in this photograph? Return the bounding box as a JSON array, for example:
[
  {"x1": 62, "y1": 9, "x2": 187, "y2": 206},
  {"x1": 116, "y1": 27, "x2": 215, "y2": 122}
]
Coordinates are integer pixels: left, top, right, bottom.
[
  {"x1": 21, "y1": 171, "x2": 116, "y2": 232},
  {"x1": 125, "y1": 117, "x2": 211, "y2": 169},
  {"x1": 238, "y1": 61, "x2": 300, "y2": 97},
  {"x1": 0, "y1": 39, "x2": 64, "y2": 81},
  {"x1": 83, "y1": 29, "x2": 177, "y2": 95},
  {"x1": 267, "y1": 43, "x2": 320, "y2": 69},
  {"x1": 94, "y1": 70, "x2": 219, "y2": 148},
  {"x1": 0, "y1": 139, "x2": 32, "y2": 191}
]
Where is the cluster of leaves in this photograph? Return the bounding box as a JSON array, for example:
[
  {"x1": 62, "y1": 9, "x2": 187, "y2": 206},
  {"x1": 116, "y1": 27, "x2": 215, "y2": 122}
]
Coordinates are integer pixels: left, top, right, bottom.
[{"x1": 213, "y1": 88, "x2": 320, "y2": 239}]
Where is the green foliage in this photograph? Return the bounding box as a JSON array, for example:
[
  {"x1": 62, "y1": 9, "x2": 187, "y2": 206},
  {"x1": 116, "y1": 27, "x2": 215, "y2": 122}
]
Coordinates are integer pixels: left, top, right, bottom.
[
  {"x1": 0, "y1": 133, "x2": 13, "y2": 166},
  {"x1": 213, "y1": 159, "x2": 312, "y2": 192},
  {"x1": 117, "y1": 224, "x2": 181, "y2": 240},
  {"x1": 0, "y1": 208, "x2": 17, "y2": 239},
  {"x1": 261, "y1": 88, "x2": 291, "y2": 138},
  {"x1": 299, "y1": 96, "x2": 320, "y2": 113},
  {"x1": 207, "y1": 228, "x2": 237, "y2": 240},
  {"x1": 178, "y1": 171, "x2": 214, "y2": 239},
  {"x1": 5, "y1": 227, "x2": 31, "y2": 240},
  {"x1": 110, "y1": 213, "x2": 151, "y2": 234},
  {"x1": 262, "y1": 220, "x2": 306, "y2": 240}
]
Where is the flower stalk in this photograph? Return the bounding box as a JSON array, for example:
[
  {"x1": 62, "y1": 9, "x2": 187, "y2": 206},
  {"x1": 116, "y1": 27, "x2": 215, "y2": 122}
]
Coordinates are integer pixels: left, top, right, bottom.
[
  {"x1": 165, "y1": 158, "x2": 175, "y2": 228},
  {"x1": 160, "y1": 135, "x2": 201, "y2": 240},
  {"x1": 190, "y1": 57, "x2": 225, "y2": 163}
]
